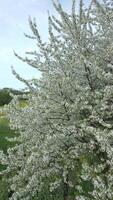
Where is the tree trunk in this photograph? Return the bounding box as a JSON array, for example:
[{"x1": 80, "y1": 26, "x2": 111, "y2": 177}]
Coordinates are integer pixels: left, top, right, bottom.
[{"x1": 63, "y1": 175, "x2": 69, "y2": 200}]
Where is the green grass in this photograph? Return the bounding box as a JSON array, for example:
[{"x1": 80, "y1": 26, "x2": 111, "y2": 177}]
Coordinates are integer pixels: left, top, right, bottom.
[
  {"x1": 0, "y1": 117, "x2": 15, "y2": 153},
  {"x1": 0, "y1": 178, "x2": 9, "y2": 200},
  {"x1": 0, "y1": 112, "x2": 16, "y2": 200},
  {"x1": 18, "y1": 99, "x2": 28, "y2": 108}
]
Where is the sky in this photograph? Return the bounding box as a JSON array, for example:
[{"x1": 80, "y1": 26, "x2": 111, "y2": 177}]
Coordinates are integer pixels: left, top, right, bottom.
[{"x1": 0, "y1": 0, "x2": 90, "y2": 90}]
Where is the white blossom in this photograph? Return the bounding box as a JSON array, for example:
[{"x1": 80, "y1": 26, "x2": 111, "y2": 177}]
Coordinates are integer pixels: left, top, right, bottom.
[{"x1": 1, "y1": 0, "x2": 113, "y2": 199}]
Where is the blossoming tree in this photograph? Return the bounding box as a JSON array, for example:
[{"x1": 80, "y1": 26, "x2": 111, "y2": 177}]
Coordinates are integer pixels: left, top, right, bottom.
[{"x1": 1, "y1": 0, "x2": 113, "y2": 199}]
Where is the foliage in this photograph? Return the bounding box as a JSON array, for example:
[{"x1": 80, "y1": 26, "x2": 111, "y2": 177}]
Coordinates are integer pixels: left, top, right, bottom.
[
  {"x1": 0, "y1": 88, "x2": 25, "y2": 106},
  {"x1": 0, "y1": 89, "x2": 12, "y2": 106},
  {"x1": 1, "y1": 0, "x2": 113, "y2": 199}
]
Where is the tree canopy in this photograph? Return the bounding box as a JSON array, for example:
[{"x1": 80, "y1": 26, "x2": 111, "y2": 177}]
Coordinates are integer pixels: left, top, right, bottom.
[{"x1": 1, "y1": 0, "x2": 113, "y2": 199}]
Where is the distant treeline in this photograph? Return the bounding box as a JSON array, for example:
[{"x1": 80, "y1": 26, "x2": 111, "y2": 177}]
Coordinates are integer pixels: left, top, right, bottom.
[{"x1": 0, "y1": 88, "x2": 26, "y2": 106}]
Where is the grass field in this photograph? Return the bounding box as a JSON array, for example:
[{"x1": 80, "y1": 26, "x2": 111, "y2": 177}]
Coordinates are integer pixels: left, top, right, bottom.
[{"x1": 0, "y1": 117, "x2": 15, "y2": 152}]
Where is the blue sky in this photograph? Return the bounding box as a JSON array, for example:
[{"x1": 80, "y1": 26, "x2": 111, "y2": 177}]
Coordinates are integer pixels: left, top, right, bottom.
[{"x1": 0, "y1": 0, "x2": 89, "y2": 89}]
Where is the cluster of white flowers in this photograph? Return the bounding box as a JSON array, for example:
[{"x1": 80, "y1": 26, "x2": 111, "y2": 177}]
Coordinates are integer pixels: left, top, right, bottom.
[{"x1": 1, "y1": 0, "x2": 113, "y2": 199}]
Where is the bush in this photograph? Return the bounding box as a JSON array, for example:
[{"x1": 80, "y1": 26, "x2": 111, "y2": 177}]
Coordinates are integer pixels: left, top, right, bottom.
[
  {"x1": 0, "y1": 89, "x2": 12, "y2": 106},
  {"x1": 0, "y1": 88, "x2": 26, "y2": 106}
]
